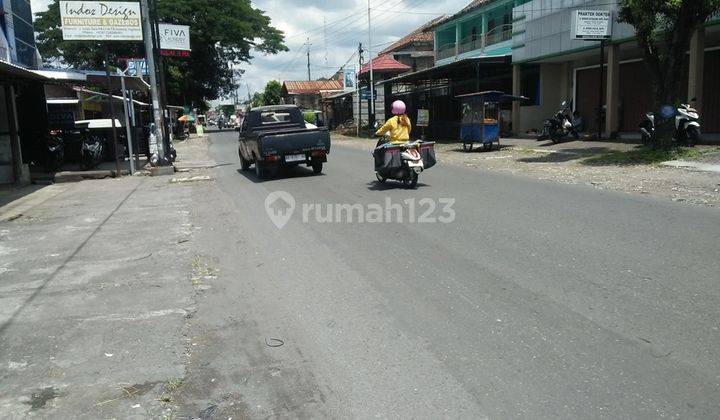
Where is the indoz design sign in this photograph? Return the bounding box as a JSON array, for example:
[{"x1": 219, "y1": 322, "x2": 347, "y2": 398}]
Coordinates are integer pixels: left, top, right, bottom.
[
  {"x1": 59, "y1": 1, "x2": 143, "y2": 41},
  {"x1": 571, "y1": 10, "x2": 612, "y2": 40}
]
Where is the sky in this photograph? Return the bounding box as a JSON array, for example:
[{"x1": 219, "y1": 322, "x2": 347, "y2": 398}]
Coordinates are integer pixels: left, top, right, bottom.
[{"x1": 30, "y1": 0, "x2": 471, "y2": 102}]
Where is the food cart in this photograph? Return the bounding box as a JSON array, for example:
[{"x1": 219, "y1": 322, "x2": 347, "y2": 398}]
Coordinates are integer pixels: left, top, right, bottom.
[{"x1": 457, "y1": 91, "x2": 527, "y2": 152}]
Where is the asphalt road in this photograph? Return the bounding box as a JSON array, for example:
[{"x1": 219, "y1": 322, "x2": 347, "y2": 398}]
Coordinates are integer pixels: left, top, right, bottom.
[{"x1": 184, "y1": 131, "x2": 720, "y2": 419}]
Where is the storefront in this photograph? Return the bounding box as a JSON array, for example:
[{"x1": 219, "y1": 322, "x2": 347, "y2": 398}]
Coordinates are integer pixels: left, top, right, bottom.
[
  {"x1": 511, "y1": 0, "x2": 720, "y2": 137},
  {"x1": 0, "y1": 60, "x2": 47, "y2": 184},
  {"x1": 383, "y1": 56, "x2": 512, "y2": 140}
]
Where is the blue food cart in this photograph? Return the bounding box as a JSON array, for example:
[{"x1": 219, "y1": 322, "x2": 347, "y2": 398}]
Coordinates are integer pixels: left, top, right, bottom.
[{"x1": 457, "y1": 91, "x2": 526, "y2": 152}]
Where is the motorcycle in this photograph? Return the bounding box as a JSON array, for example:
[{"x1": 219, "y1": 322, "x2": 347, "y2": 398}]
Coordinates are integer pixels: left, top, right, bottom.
[
  {"x1": 675, "y1": 101, "x2": 701, "y2": 146},
  {"x1": 639, "y1": 99, "x2": 701, "y2": 147},
  {"x1": 80, "y1": 134, "x2": 106, "y2": 170},
  {"x1": 45, "y1": 130, "x2": 65, "y2": 172},
  {"x1": 537, "y1": 101, "x2": 579, "y2": 143},
  {"x1": 639, "y1": 112, "x2": 655, "y2": 146},
  {"x1": 373, "y1": 139, "x2": 435, "y2": 189}
]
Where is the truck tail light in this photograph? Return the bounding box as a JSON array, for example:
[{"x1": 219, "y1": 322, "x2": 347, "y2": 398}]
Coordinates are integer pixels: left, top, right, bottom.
[
  {"x1": 265, "y1": 155, "x2": 280, "y2": 162},
  {"x1": 311, "y1": 150, "x2": 326, "y2": 157}
]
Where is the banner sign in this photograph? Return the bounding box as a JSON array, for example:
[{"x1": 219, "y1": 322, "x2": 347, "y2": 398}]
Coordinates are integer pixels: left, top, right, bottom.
[
  {"x1": 571, "y1": 10, "x2": 612, "y2": 40},
  {"x1": 159, "y1": 23, "x2": 191, "y2": 51},
  {"x1": 160, "y1": 49, "x2": 190, "y2": 58},
  {"x1": 416, "y1": 109, "x2": 429, "y2": 127},
  {"x1": 59, "y1": 1, "x2": 143, "y2": 41},
  {"x1": 48, "y1": 111, "x2": 76, "y2": 129},
  {"x1": 343, "y1": 68, "x2": 356, "y2": 92},
  {"x1": 127, "y1": 59, "x2": 147, "y2": 76},
  {"x1": 360, "y1": 88, "x2": 377, "y2": 100}
]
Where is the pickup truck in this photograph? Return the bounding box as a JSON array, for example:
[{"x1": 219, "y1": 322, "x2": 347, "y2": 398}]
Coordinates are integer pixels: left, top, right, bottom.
[{"x1": 237, "y1": 105, "x2": 331, "y2": 178}]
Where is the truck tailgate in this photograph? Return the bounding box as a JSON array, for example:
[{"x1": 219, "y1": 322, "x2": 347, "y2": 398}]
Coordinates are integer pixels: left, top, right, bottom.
[{"x1": 257, "y1": 129, "x2": 331, "y2": 156}]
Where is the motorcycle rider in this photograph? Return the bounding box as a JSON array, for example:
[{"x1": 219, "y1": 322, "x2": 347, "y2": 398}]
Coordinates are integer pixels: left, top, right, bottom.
[{"x1": 375, "y1": 100, "x2": 412, "y2": 146}]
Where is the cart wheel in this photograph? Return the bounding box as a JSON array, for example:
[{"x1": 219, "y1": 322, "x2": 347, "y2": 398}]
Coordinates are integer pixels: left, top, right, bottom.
[
  {"x1": 485, "y1": 142, "x2": 493, "y2": 152},
  {"x1": 462, "y1": 142, "x2": 473, "y2": 153}
]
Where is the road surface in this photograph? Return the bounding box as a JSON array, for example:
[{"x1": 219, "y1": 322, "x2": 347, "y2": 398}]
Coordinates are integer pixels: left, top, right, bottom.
[{"x1": 171, "y1": 131, "x2": 720, "y2": 419}]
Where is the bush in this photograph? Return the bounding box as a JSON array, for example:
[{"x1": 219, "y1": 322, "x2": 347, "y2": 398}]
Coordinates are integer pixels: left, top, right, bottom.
[{"x1": 303, "y1": 111, "x2": 316, "y2": 124}]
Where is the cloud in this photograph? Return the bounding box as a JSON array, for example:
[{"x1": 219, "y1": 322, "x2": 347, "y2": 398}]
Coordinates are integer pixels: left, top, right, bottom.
[{"x1": 236, "y1": 0, "x2": 470, "y2": 99}]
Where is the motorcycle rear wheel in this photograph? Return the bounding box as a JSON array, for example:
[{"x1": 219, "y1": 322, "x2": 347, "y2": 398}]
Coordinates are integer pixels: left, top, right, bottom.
[
  {"x1": 686, "y1": 127, "x2": 699, "y2": 147},
  {"x1": 375, "y1": 173, "x2": 386, "y2": 184},
  {"x1": 403, "y1": 171, "x2": 419, "y2": 189}
]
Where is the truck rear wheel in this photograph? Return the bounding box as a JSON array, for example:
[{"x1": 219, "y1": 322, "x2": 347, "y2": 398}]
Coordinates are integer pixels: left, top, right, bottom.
[
  {"x1": 312, "y1": 162, "x2": 323, "y2": 174},
  {"x1": 255, "y1": 161, "x2": 267, "y2": 179},
  {"x1": 240, "y1": 152, "x2": 251, "y2": 171}
]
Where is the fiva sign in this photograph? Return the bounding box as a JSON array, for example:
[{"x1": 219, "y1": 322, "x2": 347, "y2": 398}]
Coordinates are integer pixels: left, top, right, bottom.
[{"x1": 159, "y1": 23, "x2": 191, "y2": 51}]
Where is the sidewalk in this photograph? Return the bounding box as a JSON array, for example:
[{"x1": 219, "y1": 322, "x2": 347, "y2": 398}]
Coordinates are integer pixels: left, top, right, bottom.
[
  {"x1": 0, "y1": 139, "x2": 213, "y2": 418},
  {"x1": 332, "y1": 133, "x2": 720, "y2": 207}
]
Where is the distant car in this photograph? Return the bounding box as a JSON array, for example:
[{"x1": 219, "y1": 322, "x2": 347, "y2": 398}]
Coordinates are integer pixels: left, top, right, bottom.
[{"x1": 237, "y1": 105, "x2": 330, "y2": 179}]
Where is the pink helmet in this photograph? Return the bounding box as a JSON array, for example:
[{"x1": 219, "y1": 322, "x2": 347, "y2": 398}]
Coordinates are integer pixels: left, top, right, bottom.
[{"x1": 391, "y1": 100, "x2": 406, "y2": 115}]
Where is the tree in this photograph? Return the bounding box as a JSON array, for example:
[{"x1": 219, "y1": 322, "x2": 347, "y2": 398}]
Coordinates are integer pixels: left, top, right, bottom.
[
  {"x1": 219, "y1": 105, "x2": 236, "y2": 117},
  {"x1": 618, "y1": 0, "x2": 720, "y2": 146},
  {"x1": 34, "y1": 0, "x2": 287, "y2": 106},
  {"x1": 251, "y1": 92, "x2": 265, "y2": 107},
  {"x1": 262, "y1": 80, "x2": 283, "y2": 106}
]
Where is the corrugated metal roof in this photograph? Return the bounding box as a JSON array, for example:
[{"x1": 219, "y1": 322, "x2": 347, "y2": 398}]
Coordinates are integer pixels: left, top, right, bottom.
[
  {"x1": 379, "y1": 16, "x2": 448, "y2": 56},
  {"x1": 283, "y1": 80, "x2": 343, "y2": 95},
  {"x1": 359, "y1": 55, "x2": 411, "y2": 75}
]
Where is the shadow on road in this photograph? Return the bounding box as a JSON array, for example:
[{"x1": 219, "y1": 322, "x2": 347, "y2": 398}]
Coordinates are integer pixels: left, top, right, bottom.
[
  {"x1": 516, "y1": 147, "x2": 613, "y2": 163},
  {"x1": 235, "y1": 166, "x2": 324, "y2": 183},
  {"x1": 447, "y1": 144, "x2": 513, "y2": 154},
  {"x1": 366, "y1": 181, "x2": 430, "y2": 191}
]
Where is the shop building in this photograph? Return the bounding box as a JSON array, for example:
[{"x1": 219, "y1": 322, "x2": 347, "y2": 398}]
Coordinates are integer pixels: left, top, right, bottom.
[{"x1": 511, "y1": 0, "x2": 720, "y2": 137}]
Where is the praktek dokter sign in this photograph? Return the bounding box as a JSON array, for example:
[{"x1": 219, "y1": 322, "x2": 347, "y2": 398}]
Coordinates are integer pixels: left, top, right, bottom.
[{"x1": 59, "y1": 1, "x2": 142, "y2": 41}]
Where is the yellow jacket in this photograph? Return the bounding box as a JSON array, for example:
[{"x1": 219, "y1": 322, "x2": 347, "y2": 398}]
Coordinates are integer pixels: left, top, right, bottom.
[{"x1": 375, "y1": 115, "x2": 411, "y2": 144}]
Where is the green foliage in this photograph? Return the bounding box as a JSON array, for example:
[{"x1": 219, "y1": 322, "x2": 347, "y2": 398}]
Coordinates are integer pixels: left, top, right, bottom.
[
  {"x1": 303, "y1": 111, "x2": 316, "y2": 124},
  {"x1": 34, "y1": 0, "x2": 288, "y2": 106},
  {"x1": 262, "y1": 80, "x2": 283, "y2": 106},
  {"x1": 219, "y1": 105, "x2": 236, "y2": 117},
  {"x1": 583, "y1": 146, "x2": 718, "y2": 166},
  {"x1": 251, "y1": 92, "x2": 265, "y2": 107}
]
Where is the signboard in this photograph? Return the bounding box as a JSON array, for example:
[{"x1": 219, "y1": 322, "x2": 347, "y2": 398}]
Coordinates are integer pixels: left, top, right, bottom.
[
  {"x1": 416, "y1": 109, "x2": 429, "y2": 127},
  {"x1": 159, "y1": 23, "x2": 191, "y2": 51},
  {"x1": 360, "y1": 88, "x2": 377, "y2": 100},
  {"x1": 343, "y1": 68, "x2": 356, "y2": 92},
  {"x1": 59, "y1": 1, "x2": 143, "y2": 41},
  {"x1": 160, "y1": 49, "x2": 190, "y2": 58},
  {"x1": 571, "y1": 10, "x2": 612, "y2": 40},
  {"x1": 127, "y1": 59, "x2": 148, "y2": 76},
  {"x1": 48, "y1": 111, "x2": 76, "y2": 129}
]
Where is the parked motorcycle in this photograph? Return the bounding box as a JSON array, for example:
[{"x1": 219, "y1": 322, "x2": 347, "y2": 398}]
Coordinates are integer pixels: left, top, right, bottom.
[
  {"x1": 45, "y1": 130, "x2": 65, "y2": 172},
  {"x1": 639, "y1": 111, "x2": 656, "y2": 146},
  {"x1": 537, "y1": 101, "x2": 579, "y2": 143},
  {"x1": 675, "y1": 101, "x2": 701, "y2": 146},
  {"x1": 373, "y1": 139, "x2": 436, "y2": 189},
  {"x1": 80, "y1": 134, "x2": 106, "y2": 170},
  {"x1": 638, "y1": 99, "x2": 701, "y2": 147}
]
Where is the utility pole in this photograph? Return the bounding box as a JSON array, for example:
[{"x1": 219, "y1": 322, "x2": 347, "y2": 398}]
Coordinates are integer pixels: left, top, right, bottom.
[
  {"x1": 306, "y1": 37, "x2": 312, "y2": 81},
  {"x1": 367, "y1": 0, "x2": 375, "y2": 127},
  {"x1": 150, "y1": 0, "x2": 171, "y2": 162},
  {"x1": 323, "y1": 17, "x2": 328, "y2": 69},
  {"x1": 139, "y1": 0, "x2": 165, "y2": 160},
  {"x1": 358, "y1": 42, "x2": 363, "y2": 135}
]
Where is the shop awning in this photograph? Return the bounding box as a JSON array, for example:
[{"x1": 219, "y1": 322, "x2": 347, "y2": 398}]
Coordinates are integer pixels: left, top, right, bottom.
[
  {"x1": 33, "y1": 68, "x2": 150, "y2": 92},
  {"x1": 379, "y1": 55, "x2": 511, "y2": 86},
  {"x1": 47, "y1": 98, "x2": 80, "y2": 105},
  {"x1": 0, "y1": 60, "x2": 49, "y2": 82}
]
